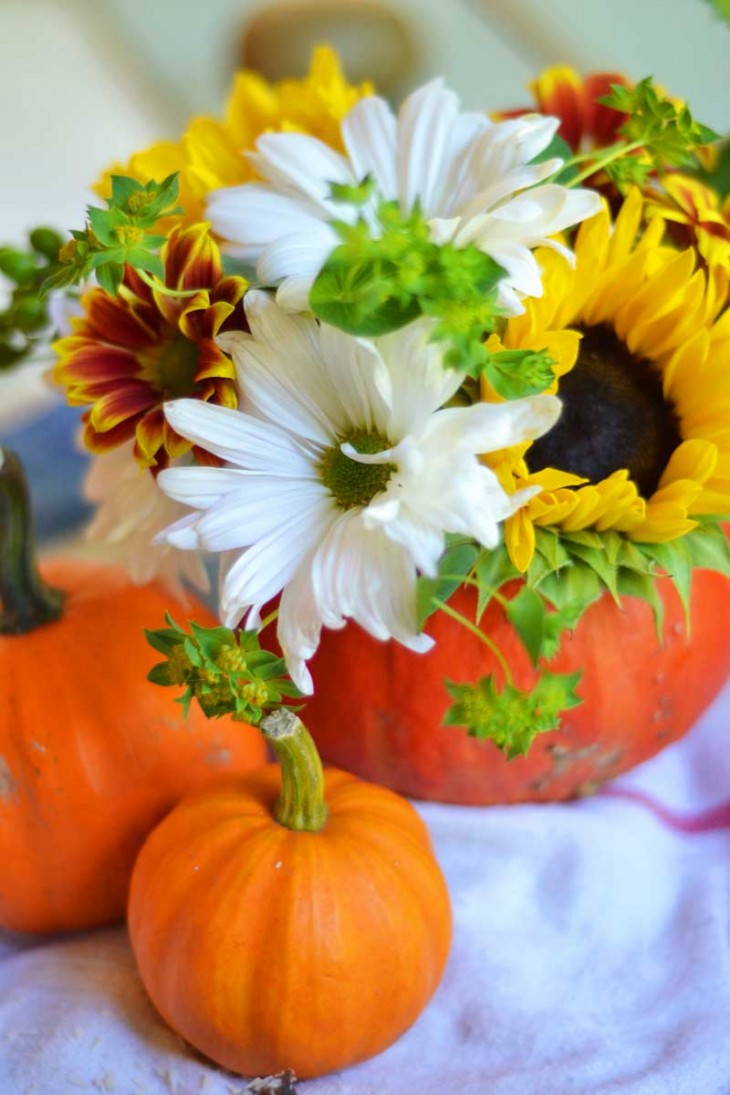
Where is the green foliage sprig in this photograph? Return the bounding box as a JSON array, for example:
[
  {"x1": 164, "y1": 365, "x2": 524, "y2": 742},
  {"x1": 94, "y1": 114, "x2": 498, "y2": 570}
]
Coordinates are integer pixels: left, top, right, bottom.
[
  {"x1": 590, "y1": 78, "x2": 719, "y2": 188},
  {"x1": 43, "y1": 174, "x2": 183, "y2": 297},
  {"x1": 146, "y1": 614, "x2": 303, "y2": 725},
  {"x1": 416, "y1": 519, "x2": 730, "y2": 758},
  {"x1": 309, "y1": 187, "x2": 556, "y2": 398}
]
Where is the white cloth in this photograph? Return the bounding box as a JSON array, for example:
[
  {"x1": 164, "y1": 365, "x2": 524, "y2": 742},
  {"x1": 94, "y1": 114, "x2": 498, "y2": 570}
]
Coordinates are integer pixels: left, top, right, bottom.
[{"x1": 1, "y1": 679, "x2": 729, "y2": 1095}]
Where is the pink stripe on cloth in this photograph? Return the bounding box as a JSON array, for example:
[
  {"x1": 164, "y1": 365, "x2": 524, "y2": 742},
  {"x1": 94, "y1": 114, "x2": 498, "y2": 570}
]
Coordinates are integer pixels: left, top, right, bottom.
[{"x1": 600, "y1": 786, "x2": 730, "y2": 834}]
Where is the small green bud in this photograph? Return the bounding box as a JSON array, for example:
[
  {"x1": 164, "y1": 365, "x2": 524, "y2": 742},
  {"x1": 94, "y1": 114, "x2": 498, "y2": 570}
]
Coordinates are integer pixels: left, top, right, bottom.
[
  {"x1": 10, "y1": 295, "x2": 47, "y2": 333},
  {"x1": 0, "y1": 248, "x2": 38, "y2": 285},
  {"x1": 29, "y1": 227, "x2": 64, "y2": 262}
]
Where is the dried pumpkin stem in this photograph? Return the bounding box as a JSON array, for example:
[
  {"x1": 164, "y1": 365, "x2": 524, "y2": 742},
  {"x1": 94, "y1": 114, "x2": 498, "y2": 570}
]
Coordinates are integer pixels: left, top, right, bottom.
[
  {"x1": 260, "y1": 709, "x2": 328, "y2": 833},
  {"x1": 0, "y1": 447, "x2": 64, "y2": 634}
]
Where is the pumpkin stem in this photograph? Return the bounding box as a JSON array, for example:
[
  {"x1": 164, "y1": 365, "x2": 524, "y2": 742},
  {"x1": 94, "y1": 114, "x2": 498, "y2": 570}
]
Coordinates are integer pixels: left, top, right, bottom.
[
  {"x1": 260, "y1": 709, "x2": 328, "y2": 833},
  {"x1": 0, "y1": 447, "x2": 64, "y2": 634}
]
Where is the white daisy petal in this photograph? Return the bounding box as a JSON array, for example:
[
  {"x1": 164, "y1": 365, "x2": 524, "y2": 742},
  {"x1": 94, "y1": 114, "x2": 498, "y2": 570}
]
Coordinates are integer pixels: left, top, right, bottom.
[
  {"x1": 249, "y1": 132, "x2": 354, "y2": 215},
  {"x1": 206, "y1": 185, "x2": 322, "y2": 260},
  {"x1": 396, "y1": 79, "x2": 461, "y2": 217},
  {"x1": 256, "y1": 226, "x2": 338, "y2": 290},
  {"x1": 83, "y1": 443, "x2": 209, "y2": 599},
  {"x1": 208, "y1": 77, "x2": 600, "y2": 311},
  {"x1": 424, "y1": 394, "x2": 562, "y2": 455},
  {"x1": 163, "y1": 399, "x2": 315, "y2": 475},
  {"x1": 219, "y1": 499, "x2": 335, "y2": 628},
  {"x1": 193, "y1": 479, "x2": 330, "y2": 553},
  {"x1": 342, "y1": 95, "x2": 398, "y2": 194}
]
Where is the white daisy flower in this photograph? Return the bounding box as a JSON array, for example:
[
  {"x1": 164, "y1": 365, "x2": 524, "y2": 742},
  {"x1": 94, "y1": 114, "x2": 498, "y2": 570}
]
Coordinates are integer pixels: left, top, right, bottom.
[
  {"x1": 157, "y1": 291, "x2": 560, "y2": 693},
  {"x1": 207, "y1": 79, "x2": 602, "y2": 316},
  {"x1": 83, "y1": 442, "x2": 209, "y2": 602}
]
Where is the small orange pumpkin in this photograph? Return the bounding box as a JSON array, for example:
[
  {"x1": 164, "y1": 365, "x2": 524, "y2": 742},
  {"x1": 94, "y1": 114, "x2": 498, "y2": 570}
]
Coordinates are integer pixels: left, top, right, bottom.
[
  {"x1": 0, "y1": 448, "x2": 266, "y2": 934},
  {"x1": 128, "y1": 711, "x2": 452, "y2": 1080}
]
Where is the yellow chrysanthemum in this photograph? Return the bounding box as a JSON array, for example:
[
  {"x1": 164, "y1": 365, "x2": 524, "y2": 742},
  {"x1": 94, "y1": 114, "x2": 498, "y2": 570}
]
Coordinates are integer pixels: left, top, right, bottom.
[
  {"x1": 486, "y1": 188, "x2": 730, "y2": 571},
  {"x1": 96, "y1": 46, "x2": 373, "y2": 229}
]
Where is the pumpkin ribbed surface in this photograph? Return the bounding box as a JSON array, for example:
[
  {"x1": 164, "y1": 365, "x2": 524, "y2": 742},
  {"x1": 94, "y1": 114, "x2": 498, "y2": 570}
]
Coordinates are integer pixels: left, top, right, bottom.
[
  {"x1": 128, "y1": 765, "x2": 452, "y2": 1079},
  {"x1": 0, "y1": 558, "x2": 265, "y2": 934}
]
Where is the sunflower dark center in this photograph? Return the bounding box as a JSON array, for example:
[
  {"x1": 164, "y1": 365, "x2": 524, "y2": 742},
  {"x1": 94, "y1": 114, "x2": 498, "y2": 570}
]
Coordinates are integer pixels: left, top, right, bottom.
[
  {"x1": 318, "y1": 430, "x2": 396, "y2": 510},
  {"x1": 525, "y1": 324, "x2": 681, "y2": 497},
  {"x1": 142, "y1": 333, "x2": 202, "y2": 399}
]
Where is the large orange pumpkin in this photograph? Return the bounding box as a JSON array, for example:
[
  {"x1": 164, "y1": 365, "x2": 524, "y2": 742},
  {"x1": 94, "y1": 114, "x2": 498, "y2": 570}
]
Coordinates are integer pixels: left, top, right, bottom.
[
  {"x1": 129, "y1": 713, "x2": 452, "y2": 1080},
  {"x1": 304, "y1": 569, "x2": 730, "y2": 805},
  {"x1": 0, "y1": 449, "x2": 265, "y2": 934}
]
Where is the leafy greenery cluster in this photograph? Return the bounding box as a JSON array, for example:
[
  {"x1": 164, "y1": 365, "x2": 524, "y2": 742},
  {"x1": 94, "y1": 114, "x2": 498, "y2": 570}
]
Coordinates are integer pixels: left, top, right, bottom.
[
  {"x1": 416, "y1": 521, "x2": 730, "y2": 757},
  {"x1": 310, "y1": 188, "x2": 556, "y2": 399},
  {"x1": 44, "y1": 174, "x2": 183, "y2": 297},
  {"x1": 595, "y1": 78, "x2": 719, "y2": 188},
  {"x1": 146, "y1": 614, "x2": 302, "y2": 725}
]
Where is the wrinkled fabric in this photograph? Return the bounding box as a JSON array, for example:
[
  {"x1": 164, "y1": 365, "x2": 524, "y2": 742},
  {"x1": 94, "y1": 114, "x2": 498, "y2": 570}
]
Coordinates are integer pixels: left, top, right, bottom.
[{"x1": 1, "y1": 678, "x2": 728, "y2": 1095}]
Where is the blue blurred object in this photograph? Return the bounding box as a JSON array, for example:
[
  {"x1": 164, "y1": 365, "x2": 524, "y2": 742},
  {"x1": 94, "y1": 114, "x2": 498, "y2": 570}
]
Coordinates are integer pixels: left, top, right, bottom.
[{"x1": 0, "y1": 403, "x2": 92, "y2": 545}]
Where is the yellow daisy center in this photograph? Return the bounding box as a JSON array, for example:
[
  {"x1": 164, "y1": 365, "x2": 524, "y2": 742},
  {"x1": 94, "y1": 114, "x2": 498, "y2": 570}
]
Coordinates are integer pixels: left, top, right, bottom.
[{"x1": 526, "y1": 324, "x2": 682, "y2": 498}]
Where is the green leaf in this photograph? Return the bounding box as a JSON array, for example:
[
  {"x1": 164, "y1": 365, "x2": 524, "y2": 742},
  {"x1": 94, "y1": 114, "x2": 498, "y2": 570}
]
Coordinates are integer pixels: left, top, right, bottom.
[
  {"x1": 190, "y1": 621, "x2": 235, "y2": 659},
  {"x1": 642, "y1": 538, "x2": 693, "y2": 622},
  {"x1": 147, "y1": 662, "x2": 175, "y2": 686},
  {"x1": 310, "y1": 251, "x2": 422, "y2": 336},
  {"x1": 558, "y1": 540, "x2": 620, "y2": 601},
  {"x1": 143, "y1": 626, "x2": 183, "y2": 656},
  {"x1": 538, "y1": 561, "x2": 604, "y2": 615},
  {"x1": 702, "y1": 0, "x2": 730, "y2": 23},
  {"x1": 505, "y1": 586, "x2": 547, "y2": 667},
  {"x1": 474, "y1": 545, "x2": 520, "y2": 621},
  {"x1": 533, "y1": 527, "x2": 573, "y2": 575},
  {"x1": 94, "y1": 261, "x2": 125, "y2": 296},
  {"x1": 329, "y1": 175, "x2": 376, "y2": 205},
  {"x1": 616, "y1": 568, "x2": 665, "y2": 639},
  {"x1": 482, "y1": 348, "x2": 556, "y2": 399},
  {"x1": 416, "y1": 537, "x2": 480, "y2": 628},
  {"x1": 681, "y1": 520, "x2": 730, "y2": 575}
]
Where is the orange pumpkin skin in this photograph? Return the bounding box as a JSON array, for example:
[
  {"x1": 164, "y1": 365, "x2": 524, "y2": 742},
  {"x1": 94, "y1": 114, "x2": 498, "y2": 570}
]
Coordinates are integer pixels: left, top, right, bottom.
[
  {"x1": 304, "y1": 569, "x2": 730, "y2": 805},
  {"x1": 0, "y1": 558, "x2": 266, "y2": 935},
  {"x1": 128, "y1": 766, "x2": 453, "y2": 1079}
]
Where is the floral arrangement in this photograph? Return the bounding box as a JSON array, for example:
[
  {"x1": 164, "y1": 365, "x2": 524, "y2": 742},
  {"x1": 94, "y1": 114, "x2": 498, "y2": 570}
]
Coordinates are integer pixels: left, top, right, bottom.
[{"x1": 3, "y1": 46, "x2": 730, "y2": 763}]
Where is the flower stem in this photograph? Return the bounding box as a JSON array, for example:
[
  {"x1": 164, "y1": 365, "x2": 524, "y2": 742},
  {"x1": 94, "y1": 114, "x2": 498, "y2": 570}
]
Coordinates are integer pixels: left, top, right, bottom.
[
  {"x1": 136, "y1": 268, "x2": 204, "y2": 300},
  {"x1": 566, "y1": 139, "x2": 646, "y2": 188},
  {"x1": 436, "y1": 598, "x2": 514, "y2": 687},
  {"x1": 0, "y1": 447, "x2": 64, "y2": 634},
  {"x1": 259, "y1": 709, "x2": 328, "y2": 832}
]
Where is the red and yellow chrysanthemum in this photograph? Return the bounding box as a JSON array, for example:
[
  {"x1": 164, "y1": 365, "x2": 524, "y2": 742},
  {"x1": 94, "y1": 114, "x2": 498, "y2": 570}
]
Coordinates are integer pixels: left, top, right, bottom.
[
  {"x1": 500, "y1": 66, "x2": 631, "y2": 152},
  {"x1": 485, "y1": 188, "x2": 730, "y2": 571},
  {"x1": 53, "y1": 224, "x2": 247, "y2": 470},
  {"x1": 96, "y1": 46, "x2": 374, "y2": 230},
  {"x1": 646, "y1": 173, "x2": 730, "y2": 273}
]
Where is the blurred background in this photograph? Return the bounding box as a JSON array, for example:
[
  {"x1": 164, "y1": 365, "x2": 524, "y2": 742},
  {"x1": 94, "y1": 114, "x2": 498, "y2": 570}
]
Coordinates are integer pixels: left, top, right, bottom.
[{"x1": 0, "y1": 0, "x2": 728, "y2": 537}]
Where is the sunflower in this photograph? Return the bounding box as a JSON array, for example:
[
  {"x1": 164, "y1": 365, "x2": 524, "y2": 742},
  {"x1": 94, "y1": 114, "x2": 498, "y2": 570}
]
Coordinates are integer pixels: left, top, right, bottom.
[
  {"x1": 485, "y1": 188, "x2": 730, "y2": 571},
  {"x1": 95, "y1": 46, "x2": 373, "y2": 230},
  {"x1": 53, "y1": 223, "x2": 247, "y2": 470}
]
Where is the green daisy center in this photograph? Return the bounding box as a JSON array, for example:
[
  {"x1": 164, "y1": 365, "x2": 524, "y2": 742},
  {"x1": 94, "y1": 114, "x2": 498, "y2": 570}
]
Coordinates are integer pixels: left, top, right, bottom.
[
  {"x1": 525, "y1": 324, "x2": 682, "y2": 497},
  {"x1": 318, "y1": 430, "x2": 396, "y2": 510},
  {"x1": 141, "y1": 332, "x2": 202, "y2": 400}
]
